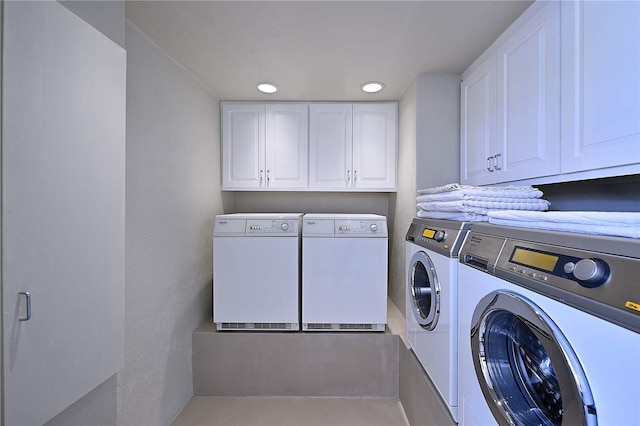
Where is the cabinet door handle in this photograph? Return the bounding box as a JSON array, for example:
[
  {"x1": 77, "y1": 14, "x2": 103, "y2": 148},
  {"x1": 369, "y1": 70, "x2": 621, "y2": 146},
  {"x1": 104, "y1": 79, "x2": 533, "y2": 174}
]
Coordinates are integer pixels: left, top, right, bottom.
[
  {"x1": 259, "y1": 169, "x2": 264, "y2": 185},
  {"x1": 354, "y1": 170, "x2": 357, "y2": 181},
  {"x1": 486, "y1": 156, "x2": 494, "y2": 172},
  {"x1": 493, "y1": 153, "x2": 502, "y2": 171},
  {"x1": 266, "y1": 169, "x2": 270, "y2": 185},
  {"x1": 347, "y1": 170, "x2": 351, "y2": 181},
  {"x1": 18, "y1": 291, "x2": 31, "y2": 321}
]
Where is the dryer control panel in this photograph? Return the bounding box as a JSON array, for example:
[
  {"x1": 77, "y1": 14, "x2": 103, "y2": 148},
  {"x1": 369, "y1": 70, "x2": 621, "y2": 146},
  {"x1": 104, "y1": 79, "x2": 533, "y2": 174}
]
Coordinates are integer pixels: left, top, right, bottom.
[
  {"x1": 246, "y1": 219, "x2": 299, "y2": 236},
  {"x1": 335, "y1": 219, "x2": 387, "y2": 237}
]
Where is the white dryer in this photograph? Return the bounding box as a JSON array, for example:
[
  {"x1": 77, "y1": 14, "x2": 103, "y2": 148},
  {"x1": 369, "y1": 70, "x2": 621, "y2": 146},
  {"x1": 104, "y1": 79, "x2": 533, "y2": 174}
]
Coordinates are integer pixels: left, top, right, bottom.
[
  {"x1": 458, "y1": 223, "x2": 640, "y2": 426},
  {"x1": 213, "y1": 213, "x2": 302, "y2": 331},
  {"x1": 405, "y1": 218, "x2": 470, "y2": 422},
  {"x1": 302, "y1": 213, "x2": 388, "y2": 331}
]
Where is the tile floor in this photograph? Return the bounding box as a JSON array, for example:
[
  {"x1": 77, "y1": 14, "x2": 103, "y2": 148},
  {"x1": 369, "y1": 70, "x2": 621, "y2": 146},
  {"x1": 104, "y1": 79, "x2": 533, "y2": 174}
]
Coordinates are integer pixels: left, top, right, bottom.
[{"x1": 171, "y1": 396, "x2": 409, "y2": 426}]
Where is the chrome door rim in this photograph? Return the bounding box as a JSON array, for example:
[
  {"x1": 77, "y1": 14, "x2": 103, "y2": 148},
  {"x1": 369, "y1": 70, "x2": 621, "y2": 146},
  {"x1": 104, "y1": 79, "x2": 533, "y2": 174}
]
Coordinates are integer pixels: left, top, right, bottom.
[
  {"x1": 471, "y1": 290, "x2": 597, "y2": 426},
  {"x1": 408, "y1": 250, "x2": 440, "y2": 330}
]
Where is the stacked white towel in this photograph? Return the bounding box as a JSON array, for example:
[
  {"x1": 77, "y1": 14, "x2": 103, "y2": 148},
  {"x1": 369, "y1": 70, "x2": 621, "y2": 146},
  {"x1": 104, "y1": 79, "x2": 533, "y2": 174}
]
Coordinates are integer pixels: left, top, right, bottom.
[
  {"x1": 416, "y1": 183, "x2": 549, "y2": 222},
  {"x1": 488, "y1": 211, "x2": 640, "y2": 239}
]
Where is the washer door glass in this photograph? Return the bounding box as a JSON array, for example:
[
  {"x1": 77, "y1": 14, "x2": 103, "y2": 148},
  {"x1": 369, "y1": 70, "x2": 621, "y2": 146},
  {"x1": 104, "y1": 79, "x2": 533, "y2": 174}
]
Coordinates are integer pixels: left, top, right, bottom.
[
  {"x1": 471, "y1": 291, "x2": 597, "y2": 426},
  {"x1": 408, "y1": 251, "x2": 440, "y2": 330}
]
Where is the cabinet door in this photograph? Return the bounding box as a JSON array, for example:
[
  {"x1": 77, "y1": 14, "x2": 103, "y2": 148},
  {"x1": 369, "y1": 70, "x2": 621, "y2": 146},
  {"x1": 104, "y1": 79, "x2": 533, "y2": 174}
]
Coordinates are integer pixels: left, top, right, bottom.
[
  {"x1": 221, "y1": 103, "x2": 265, "y2": 189},
  {"x1": 3, "y1": 2, "x2": 125, "y2": 424},
  {"x1": 460, "y1": 58, "x2": 497, "y2": 185},
  {"x1": 266, "y1": 104, "x2": 308, "y2": 189},
  {"x1": 497, "y1": 1, "x2": 560, "y2": 182},
  {"x1": 352, "y1": 103, "x2": 397, "y2": 190},
  {"x1": 561, "y1": 1, "x2": 640, "y2": 173},
  {"x1": 309, "y1": 104, "x2": 353, "y2": 189}
]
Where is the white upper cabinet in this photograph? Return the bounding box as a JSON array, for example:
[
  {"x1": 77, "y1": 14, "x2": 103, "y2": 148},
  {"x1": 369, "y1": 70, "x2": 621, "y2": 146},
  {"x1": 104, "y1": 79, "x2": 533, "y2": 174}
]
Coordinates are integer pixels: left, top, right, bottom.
[
  {"x1": 308, "y1": 103, "x2": 353, "y2": 189},
  {"x1": 220, "y1": 101, "x2": 398, "y2": 192},
  {"x1": 462, "y1": 0, "x2": 640, "y2": 186},
  {"x1": 308, "y1": 102, "x2": 397, "y2": 191},
  {"x1": 497, "y1": 1, "x2": 560, "y2": 182},
  {"x1": 266, "y1": 104, "x2": 309, "y2": 189},
  {"x1": 352, "y1": 103, "x2": 398, "y2": 190},
  {"x1": 560, "y1": 0, "x2": 640, "y2": 174},
  {"x1": 461, "y1": 56, "x2": 497, "y2": 185},
  {"x1": 222, "y1": 103, "x2": 265, "y2": 189},
  {"x1": 461, "y1": 1, "x2": 560, "y2": 185},
  {"x1": 222, "y1": 103, "x2": 308, "y2": 190}
]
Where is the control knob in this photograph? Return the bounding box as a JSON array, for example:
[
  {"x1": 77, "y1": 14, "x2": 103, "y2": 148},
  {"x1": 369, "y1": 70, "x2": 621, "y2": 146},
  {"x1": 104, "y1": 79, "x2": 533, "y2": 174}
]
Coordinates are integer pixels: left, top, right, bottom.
[
  {"x1": 281, "y1": 222, "x2": 289, "y2": 231},
  {"x1": 370, "y1": 223, "x2": 378, "y2": 232},
  {"x1": 434, "y1": 230, "x2": 446, "y2": 242},
  {"x1": 572, "y1": 258, "x2": 606, "y2": 284}
]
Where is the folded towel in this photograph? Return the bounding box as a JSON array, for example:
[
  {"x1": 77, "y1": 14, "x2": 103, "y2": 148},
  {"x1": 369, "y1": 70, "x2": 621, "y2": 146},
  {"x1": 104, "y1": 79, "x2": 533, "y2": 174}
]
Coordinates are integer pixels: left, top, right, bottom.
[
  {"x1": 416, "y1": 190, "x2": 544, "y2": 203},
  {"x1": 417, "y1": 183, "x2": 541, "y2": 198},
  {"x1": 487, "y1": 211, "x2": 640, "y2": 239},
  {"x1": 417, "y1": 183, "x2": 462, "y2": 195},
  {"x1": 417, "y1": 210, "x2": 488, "y2": 222},
  {"x1": 417, "y1": 199, "x2": 550, "y2": 214}
]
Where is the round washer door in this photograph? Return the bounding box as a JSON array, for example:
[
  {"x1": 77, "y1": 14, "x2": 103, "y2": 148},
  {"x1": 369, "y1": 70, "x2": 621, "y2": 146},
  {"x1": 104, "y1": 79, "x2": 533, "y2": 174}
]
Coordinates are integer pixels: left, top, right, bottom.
[
  {"x1": 408, "y1": 250, "x2": 440, "y2": 330},
  {"x1": 471, "y1": 290, "x2": 597, "y2": 426}
]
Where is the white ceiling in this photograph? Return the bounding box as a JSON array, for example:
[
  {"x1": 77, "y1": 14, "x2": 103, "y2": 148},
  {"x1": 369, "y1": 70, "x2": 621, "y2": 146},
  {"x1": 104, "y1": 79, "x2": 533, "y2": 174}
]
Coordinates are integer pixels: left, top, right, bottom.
[{"x1": 125, "y1": 1, "x2": 533, "y2": 102}]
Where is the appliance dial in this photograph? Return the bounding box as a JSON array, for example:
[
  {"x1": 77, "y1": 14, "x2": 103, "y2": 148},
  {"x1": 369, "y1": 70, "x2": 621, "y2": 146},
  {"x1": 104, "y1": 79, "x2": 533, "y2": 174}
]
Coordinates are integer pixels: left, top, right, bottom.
[
  {"x1": 434, "y1": 230, "x2": 446, "y2": 242},
  {"x1": 573, "y1": 258, "x2": 605, "y2": 284},
  {"x1": 281, "y1": 222, "x2": 289, "y2": 231},
  {"x1": 370, "y1": 223, "x2": 378, "y2": 232},
  {"x1": 563, "y1": 262, "x2": 575, "y2": 274}
]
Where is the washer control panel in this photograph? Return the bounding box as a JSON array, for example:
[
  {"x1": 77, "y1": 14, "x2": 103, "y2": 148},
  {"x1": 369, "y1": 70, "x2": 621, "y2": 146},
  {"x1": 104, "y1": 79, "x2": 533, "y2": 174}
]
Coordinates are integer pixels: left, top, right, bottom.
[
  {"x1": 494, "y1": 237, "x2": 640, "y2": 334},
  {"x1": 406, "y1": 219, "x2": 471, "y2": 258},
  {"x1": 461, "y1": 223, "x2": 640, "y2": 335},
  {"x1": 501, "y1": 243, "x2": 611, "y2": 289}
]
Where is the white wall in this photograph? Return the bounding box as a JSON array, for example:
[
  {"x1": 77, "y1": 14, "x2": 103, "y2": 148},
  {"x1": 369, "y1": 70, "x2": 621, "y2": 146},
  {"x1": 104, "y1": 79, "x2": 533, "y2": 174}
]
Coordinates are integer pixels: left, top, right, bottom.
[
  {"x1": 121, "y1": 20, "x2": 224, "y2": 425},
  {"x1": 47, "y1": 15, "x2": 225, "y2": 426}
]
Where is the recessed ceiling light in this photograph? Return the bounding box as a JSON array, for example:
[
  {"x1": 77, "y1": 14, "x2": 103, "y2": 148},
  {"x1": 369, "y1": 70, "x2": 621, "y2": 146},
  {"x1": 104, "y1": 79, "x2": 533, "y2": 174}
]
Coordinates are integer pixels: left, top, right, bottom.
[
  {"x1": 257, "y1": 83, "x2": 278, "y2": 94},
  {"x1": 361, "y1": 81, "x2": 384, "y2": 93}
]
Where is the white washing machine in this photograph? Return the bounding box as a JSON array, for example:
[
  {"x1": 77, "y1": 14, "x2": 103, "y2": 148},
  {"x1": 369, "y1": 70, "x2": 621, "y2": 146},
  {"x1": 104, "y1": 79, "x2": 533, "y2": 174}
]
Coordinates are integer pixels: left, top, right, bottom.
[
  {"x1": 213, "y1": 213, "x2": 302, "y2": 331},
  {"x1": 405, "y1": 218, "x2": 471, "y2": 422},
  {"x1": 458, "y1": 223, "x2": 640, "y2": 426},
  {"x1": 302, "y1": 213, "x2": 388, "y2": 331}
]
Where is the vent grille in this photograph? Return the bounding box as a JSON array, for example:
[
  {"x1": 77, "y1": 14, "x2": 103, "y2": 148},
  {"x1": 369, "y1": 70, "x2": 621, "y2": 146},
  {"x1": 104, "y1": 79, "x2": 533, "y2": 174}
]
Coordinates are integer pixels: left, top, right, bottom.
[
  {"x1": 339, "y1": 323, "x2": 373, "y2": 330},
  {"x1": 219, "y1": 322, "x2": 293, "y2": 331},
  {"x1": 305, "y1": 323, "x2": 384, "y2": 331},
  {"x1": 307, "y1": 323, "x2": 333, "y2": 330}
]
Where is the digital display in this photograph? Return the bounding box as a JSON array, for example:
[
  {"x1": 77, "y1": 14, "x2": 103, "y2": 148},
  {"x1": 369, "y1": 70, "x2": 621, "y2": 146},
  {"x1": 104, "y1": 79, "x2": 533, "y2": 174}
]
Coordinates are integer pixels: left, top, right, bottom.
[
  {"x1": 512, "y1": 247, "x2": 559, "y2": 272},
  {"x1": 422, "y1": 228, "x2": 436, "y2": 239}
]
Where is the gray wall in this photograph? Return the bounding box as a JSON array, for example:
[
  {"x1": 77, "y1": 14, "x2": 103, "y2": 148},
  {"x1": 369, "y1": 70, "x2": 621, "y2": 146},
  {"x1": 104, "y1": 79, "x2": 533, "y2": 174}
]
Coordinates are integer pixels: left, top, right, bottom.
[
  {"x1": 234, "y1": 192, "x2": 389, "y2": 216},
  {"x1": 47, "y1": 11, "x2": 225, "y2": 426},
  {"x1": 388, "y1": 74, "x2": 461, "y2": 316},
  {"x1": 388, "y1": 79, "x2": 417, "y2": 316},
  {"x1": 539, "y1": 174, "x2": 640, "y2": 212},
  {"x1": 59, "y1": 0, "x2": 125, "y2": 48},
  {"x1": 415, "y1": 74, "x2": 461, "y2": 191}
]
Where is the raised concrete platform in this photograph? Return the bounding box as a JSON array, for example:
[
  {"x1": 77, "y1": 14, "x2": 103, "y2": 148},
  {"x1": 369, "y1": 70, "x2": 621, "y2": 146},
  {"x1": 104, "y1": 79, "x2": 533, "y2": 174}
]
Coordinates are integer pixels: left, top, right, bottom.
[
  {"x1": 190, "y1": 301, "x2": 455, "y2": 425},
  {"x1": 193, "y1": 321, "x2": 399, "y2": 397}
]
